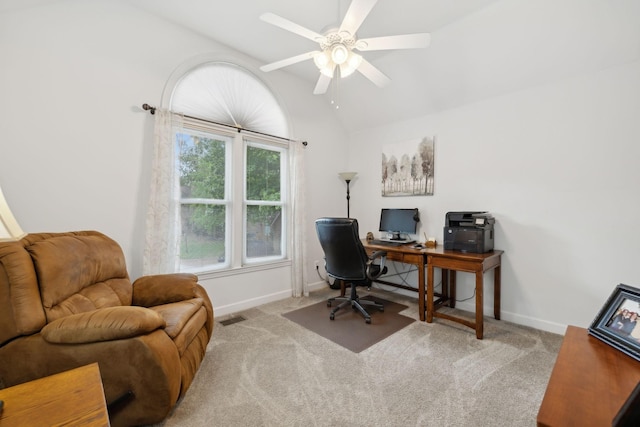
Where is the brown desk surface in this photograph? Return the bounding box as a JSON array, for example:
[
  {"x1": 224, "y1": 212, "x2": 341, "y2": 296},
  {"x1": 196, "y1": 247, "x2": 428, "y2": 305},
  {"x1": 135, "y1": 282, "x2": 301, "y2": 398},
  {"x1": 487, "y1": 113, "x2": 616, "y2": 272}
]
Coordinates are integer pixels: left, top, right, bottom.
[
  {"x1": 0, "y1": 363, "x2": 110, "y2": 426},
  {"x1": 365, "y1": 240, "x2": 501, "y2": 259},
  {"x1": 537, "y1": 325, "x2": 640, "y2": 427}
]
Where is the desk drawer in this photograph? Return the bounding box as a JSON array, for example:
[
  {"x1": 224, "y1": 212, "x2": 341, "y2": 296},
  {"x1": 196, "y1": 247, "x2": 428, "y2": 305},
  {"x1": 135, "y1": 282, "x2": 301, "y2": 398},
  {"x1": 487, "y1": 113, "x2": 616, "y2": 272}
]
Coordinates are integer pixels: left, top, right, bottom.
[
  {"x1": 368, "y1": 249, "x2": 422, "y2": 265},
  {"x1": 398, "y1": 253, "x2": 423, "y2": 264}
]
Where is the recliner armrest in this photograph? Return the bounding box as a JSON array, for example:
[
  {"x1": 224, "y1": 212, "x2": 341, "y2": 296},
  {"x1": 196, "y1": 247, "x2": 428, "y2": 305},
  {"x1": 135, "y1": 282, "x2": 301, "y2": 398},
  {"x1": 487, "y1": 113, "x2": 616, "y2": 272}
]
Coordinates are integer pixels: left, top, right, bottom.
[
  {"x1": 132, "y1": 273, "x2": 200, "y2": 307},
  {"x1": 41, "y1": 306, "x2": 166, "y2": 344}
]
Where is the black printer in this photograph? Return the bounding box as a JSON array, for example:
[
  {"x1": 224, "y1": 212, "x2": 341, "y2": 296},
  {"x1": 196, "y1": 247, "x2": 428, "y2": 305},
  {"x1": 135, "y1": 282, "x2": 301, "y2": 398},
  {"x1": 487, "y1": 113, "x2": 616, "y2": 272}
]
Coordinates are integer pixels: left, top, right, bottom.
[{"x1": 443, "y1": 211, "x2": 495, "y2": 253}]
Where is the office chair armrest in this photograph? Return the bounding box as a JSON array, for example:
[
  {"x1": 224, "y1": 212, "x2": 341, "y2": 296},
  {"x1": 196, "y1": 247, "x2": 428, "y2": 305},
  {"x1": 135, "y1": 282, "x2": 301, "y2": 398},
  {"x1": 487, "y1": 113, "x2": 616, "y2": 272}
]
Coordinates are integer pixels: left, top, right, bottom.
[
  {"x1": 369, "y1": 250, "x2": 387, "y2": 260},
  {"x1": 366, "y1": 250, "x2": 387, "y2": 280}
]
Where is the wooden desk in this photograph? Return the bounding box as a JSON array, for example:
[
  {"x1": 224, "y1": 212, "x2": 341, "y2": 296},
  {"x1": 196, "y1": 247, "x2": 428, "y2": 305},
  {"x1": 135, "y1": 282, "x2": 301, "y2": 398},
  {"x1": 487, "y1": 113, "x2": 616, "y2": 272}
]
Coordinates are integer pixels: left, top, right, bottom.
[
  {"x1": 0, "y1": 363, "x2": 110, "y2": 426},
  {"x1": 537, "y1": 325, "x2": 640, "y2": 427},
  {"x1": 426, "y1": 247, "x2": 503, "y2": 339},
  {"x1": 364, "y1": 240, "x2": 427, "y2": 318},
  {"x1": 363, "y1": 241, "x2": 503, "y2": 339}
]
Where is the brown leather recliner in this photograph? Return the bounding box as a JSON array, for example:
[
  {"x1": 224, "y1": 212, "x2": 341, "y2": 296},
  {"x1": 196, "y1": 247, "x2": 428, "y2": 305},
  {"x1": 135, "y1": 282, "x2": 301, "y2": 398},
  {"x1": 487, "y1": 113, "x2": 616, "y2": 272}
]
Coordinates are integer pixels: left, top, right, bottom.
[{"x1": 0, "y1": 231, "x2": 214, "y2": 426}]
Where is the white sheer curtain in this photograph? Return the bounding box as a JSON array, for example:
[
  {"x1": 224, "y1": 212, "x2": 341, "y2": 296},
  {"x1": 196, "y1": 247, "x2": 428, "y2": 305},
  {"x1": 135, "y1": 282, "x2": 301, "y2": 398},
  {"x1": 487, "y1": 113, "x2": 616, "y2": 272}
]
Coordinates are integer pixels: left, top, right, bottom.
[
  {"x1": 143, "y1": 109, "x2": 183, "y2": 274},
  {"x1": 290, "y1": 141, "x2": 308, "y2": 297}
]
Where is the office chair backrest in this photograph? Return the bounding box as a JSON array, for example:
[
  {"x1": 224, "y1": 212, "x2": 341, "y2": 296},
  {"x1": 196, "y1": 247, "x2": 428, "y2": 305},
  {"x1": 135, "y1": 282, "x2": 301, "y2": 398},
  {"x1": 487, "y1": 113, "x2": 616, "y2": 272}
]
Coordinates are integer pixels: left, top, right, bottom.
[{"x1": 315, "y1": 217, "x2": 369, "y2": 282}]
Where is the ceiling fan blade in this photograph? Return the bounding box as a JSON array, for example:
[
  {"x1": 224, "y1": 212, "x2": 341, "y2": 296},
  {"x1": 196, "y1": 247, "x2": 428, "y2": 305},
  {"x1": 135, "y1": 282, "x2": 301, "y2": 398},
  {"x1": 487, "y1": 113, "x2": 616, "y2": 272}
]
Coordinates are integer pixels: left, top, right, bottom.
[
  {"x1": 313, "y1": 73, "x2": 333, "y2": 95},
  {"x1": 356, "y1": 33, "x2": 431, "y2": 51},
  {"x1": 260, "y1": 12, "x2": 324, "y2": 43},
  {"x1": 260, "y1": 51, "x2": 320, "y2": 72},
  {"x1": 356, "y1": 58, "x2": 391, "y2": 88},
  {"x1": 339, "y1": 0, "x2": 378, "y2": 36}
]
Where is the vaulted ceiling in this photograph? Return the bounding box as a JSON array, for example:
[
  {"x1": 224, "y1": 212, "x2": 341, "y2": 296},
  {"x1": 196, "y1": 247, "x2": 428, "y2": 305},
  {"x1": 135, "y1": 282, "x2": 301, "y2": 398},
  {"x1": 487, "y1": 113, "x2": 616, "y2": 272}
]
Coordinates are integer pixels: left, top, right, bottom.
[
  {"x1": 4, "y1": 0, "x2": 639, "y2": 133},
  {"x1": 126, "y1": 0, "x2": 504, "y2": 133}
]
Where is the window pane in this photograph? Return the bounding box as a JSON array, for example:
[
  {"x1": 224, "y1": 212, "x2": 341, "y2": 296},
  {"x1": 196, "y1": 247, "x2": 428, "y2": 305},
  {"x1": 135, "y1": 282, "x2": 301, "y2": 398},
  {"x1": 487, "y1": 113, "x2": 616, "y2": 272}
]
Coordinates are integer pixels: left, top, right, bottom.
[
  {"x1": 246, "y1": 205, "x2": 282, "y2": 258},
  {"x1": 246, "y1": 145, "x2": 281, "y2": 201},
  {"x1": 180, "y1": 204, "x2": 226, "y2": 269},
  {"x1": 178, "y1": 132, "x2": 226, "y2": 200}
]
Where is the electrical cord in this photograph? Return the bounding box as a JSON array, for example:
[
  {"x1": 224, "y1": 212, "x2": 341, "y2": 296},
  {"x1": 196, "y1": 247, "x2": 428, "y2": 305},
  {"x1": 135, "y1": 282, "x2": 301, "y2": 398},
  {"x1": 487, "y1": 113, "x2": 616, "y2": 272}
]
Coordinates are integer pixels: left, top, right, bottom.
[
  {"x1": 315, "y1": 263, "x2": 338, "y2": 289},
  {"x1": 389, "y1": 262, "x2": 416, "y2": 287},
  {"x1": 455, "y1": 288, "x2": 476, "y2": 303},
  {"x1": 370, "y1": 261, "x2": 443, "y2": 294},
  {"x1": 370, "y1": 261, "x2": 417, "y2": 292},
  {"x1": 319, "y1": 255, "x2": 475, "y2": 303},
  {"x1": 317, "y1": 259, "x2": 467, "y2": 299}
]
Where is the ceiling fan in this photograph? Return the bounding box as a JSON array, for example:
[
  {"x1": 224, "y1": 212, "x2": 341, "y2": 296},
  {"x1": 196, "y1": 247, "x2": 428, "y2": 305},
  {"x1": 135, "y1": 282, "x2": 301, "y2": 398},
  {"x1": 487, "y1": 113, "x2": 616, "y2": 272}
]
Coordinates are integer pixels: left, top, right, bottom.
[{"x1": 259, "y1": 0, "x2": 431, "y2": 95}]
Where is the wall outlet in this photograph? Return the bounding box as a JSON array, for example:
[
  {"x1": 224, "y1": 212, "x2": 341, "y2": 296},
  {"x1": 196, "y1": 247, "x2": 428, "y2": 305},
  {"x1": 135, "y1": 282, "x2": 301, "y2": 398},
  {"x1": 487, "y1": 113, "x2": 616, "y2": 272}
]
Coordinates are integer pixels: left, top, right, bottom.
[{"x1": 314, "y1": 260, "x2": 320, "y2": 268}]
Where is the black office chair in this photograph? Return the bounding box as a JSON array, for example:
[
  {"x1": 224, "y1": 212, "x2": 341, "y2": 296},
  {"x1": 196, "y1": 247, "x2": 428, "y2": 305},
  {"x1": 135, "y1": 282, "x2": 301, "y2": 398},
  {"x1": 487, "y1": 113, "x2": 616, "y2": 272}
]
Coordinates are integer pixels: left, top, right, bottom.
[{"x1": 315, "y1": 217, "x2": 388, "y2": 324}]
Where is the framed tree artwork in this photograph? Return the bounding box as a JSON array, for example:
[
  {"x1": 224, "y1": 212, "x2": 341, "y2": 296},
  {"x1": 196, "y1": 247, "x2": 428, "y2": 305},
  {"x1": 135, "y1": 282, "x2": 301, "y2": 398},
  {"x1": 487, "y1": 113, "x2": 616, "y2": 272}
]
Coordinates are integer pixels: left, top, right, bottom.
[{"x1": 381, "y1": 136, "x2": 434, "y2": 197}]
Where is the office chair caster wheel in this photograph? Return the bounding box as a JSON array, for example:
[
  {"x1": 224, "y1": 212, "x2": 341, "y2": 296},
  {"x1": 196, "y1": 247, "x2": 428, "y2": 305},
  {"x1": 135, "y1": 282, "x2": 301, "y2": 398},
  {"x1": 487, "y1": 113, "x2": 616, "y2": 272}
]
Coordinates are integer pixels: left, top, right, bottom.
[
  {"x1": 327, "y1": 301, "x2": 332, "y2": 307},
  {"x1": 330, "y1": 313, "x2": 335, "y2": 320},
  {"x1": 365, "y1": 318, "x2": 371, "y2": 324}
]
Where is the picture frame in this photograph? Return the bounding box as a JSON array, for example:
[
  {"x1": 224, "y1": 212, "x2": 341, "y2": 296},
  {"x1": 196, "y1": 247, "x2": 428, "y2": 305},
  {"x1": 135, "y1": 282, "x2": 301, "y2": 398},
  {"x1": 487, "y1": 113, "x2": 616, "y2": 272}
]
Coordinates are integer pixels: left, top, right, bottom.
[
  {"x1": 589, "y1": 283, "x2": 640, "y2": 362},
  {"x1": 381, "y1": 136, "x2": 434, "y2": 197}
]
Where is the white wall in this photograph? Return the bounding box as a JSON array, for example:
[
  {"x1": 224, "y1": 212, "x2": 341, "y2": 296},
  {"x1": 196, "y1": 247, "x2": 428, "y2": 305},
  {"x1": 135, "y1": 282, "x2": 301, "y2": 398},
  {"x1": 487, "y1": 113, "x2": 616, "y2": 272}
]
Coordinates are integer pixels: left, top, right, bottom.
[
  {"x1": 2, "y1": 0, "x2": 639, "y2": 332},
  {"x1": 345, "y1": 0, "x2": 640, "y2": 334},
  {"x1": 0, "y1": 0, "x2": 348, "y2": 316},
  {"x1": 350, "y1": 59, "x2": 640, "y2": 333}
]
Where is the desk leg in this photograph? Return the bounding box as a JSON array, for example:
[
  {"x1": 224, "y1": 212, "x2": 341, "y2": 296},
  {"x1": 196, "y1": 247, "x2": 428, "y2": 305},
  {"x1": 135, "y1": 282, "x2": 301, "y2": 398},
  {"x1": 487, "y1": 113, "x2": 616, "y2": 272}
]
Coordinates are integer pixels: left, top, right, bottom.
[
  {"x1": 441, "y1": 270, "x2": 449, "y2": 304},
  {"x1": 494, "y1": 265, "x2": 501, "y2": 320},
  {"x1": 419, "y1": 259, "x2": 426, "y2": 321},
  {"x1": 476, "y1": 270, "x2": 484, "y2": 339},
  {"x1": 449, "y1": 270, "x2": 456, "y2": 308},
  {"x1": 425, "y1": 262, "x2": 433, "y2": 322}
]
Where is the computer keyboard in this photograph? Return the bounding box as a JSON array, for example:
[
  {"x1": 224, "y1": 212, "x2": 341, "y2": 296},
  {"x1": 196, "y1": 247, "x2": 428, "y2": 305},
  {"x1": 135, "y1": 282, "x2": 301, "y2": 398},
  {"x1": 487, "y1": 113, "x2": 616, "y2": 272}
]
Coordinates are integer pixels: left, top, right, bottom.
[{"x1": 369, "y1": 239, "x2": 414, "y2": 246}]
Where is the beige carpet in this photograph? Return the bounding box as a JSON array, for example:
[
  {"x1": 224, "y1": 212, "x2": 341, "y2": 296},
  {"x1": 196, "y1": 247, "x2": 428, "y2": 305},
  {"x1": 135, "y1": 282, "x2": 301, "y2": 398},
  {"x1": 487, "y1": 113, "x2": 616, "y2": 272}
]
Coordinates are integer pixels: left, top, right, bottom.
[
  {"x1": 282, "y1": 295, "x2": 415, "y2": 353},
  {"x1": 153, "y1": 287, "x2": 563, "y2": 427}
]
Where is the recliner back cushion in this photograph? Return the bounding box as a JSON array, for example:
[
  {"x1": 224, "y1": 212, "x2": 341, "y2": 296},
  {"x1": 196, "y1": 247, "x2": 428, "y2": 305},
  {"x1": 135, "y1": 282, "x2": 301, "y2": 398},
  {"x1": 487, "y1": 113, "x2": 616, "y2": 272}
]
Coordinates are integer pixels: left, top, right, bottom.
[
  {"x1": 0, "y1": 242, "x2": 47, "y2": 344},
  {"x1": 26, "y1": 232, "x2": 133, "y2": 322}
]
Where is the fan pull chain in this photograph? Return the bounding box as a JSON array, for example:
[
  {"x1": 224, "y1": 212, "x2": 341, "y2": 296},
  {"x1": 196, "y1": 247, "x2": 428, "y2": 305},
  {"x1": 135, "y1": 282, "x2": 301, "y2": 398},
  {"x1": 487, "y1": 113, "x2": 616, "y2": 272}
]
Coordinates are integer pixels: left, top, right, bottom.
[{"x1": 332, "y1": 67, "x2": 340, "y2": 109}]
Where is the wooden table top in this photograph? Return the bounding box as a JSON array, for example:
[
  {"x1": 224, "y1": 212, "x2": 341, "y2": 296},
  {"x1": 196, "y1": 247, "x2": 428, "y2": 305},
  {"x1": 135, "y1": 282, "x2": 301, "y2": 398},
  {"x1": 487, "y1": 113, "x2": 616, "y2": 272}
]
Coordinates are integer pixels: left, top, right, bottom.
[
  {"x1": 0, "y1": 363, "x2": 109, "y2": 426},
  {"x1": 363, "y1": 239, "x2": 503, "y2": 259},
  {"x1": 537, "y1": 325, "x2": 640, "y2": 426}
]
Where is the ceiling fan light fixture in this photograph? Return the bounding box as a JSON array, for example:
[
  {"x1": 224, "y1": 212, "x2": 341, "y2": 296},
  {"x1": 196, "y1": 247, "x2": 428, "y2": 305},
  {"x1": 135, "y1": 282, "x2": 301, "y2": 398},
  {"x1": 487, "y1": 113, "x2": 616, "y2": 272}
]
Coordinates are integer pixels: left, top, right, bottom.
[
  {"x1": 319, "y1": 63, "x2": 335, "y2": 78},
  {"x1": 313, "y1": 51, "x2": 330, "y2": 69},
  {"x1": 339, "y1": 52, "x2": 362, "y2": 77},
  {"x1": 330, "y1": 44, "x2": 349, "y2": 65},
  {"x1": 259, "y1": 1, "x2": 431, "y2": 95}
]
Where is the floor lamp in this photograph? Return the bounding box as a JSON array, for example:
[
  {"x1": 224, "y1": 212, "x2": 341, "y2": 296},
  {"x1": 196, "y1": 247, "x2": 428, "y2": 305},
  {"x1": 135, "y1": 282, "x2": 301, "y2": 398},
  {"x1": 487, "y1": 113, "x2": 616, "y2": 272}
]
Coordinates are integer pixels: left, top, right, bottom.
[
  {"x1": 338, "y1": 172, "x2": 357, "y2": 218},
  {"x1": 0, "y1": 185, "x2": 26, "y2": 242}
]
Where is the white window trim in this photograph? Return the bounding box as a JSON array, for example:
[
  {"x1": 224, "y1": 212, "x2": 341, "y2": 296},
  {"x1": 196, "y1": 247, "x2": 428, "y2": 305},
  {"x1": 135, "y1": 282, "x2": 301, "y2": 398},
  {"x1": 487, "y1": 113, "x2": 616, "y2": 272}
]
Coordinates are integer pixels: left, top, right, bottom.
[
  {"x1": 242, "y1": 139, "x2": 289, "y2": 266},
  {"x1": 177, "y1": 117, "x2": 290, "y2": 275}
]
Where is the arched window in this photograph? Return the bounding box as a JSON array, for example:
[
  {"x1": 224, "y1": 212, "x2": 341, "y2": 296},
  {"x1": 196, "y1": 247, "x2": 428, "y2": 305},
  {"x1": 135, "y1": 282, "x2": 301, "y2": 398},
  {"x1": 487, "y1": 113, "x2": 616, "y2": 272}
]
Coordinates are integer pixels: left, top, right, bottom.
[
  {"x1": 169, "y1": 62, "x2": 292, "y2": 273},
  {"x1": 171, "y1": 62, "x2": 289, "y2": 139}
]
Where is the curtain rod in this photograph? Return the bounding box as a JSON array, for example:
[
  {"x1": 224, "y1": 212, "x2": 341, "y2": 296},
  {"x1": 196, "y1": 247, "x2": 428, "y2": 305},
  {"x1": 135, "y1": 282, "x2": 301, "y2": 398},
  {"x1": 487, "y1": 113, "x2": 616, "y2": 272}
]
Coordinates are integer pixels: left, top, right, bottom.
[{"x1": 141, "y1": 104, "x2": 307, "y2": 146}]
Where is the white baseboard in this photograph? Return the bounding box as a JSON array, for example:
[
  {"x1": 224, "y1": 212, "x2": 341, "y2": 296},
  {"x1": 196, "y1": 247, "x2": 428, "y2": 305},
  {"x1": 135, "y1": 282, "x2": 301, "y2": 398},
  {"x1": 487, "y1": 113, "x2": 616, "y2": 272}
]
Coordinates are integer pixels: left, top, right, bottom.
[
  {"x1": 214, "y1": 289, "x2": 293, "y2": 317},
  {"x1": 213, "y1": 280, "x2": 568, "y2": 335},
  {"x1": 214, "y1": 281, "x2": 333, "y2": 317},
  {"x1": 453, "y1": 300, "x2": 567, "y2": 335},
  {"x1": 307, "y1": 280, "x2": 331, "y2": 292}
]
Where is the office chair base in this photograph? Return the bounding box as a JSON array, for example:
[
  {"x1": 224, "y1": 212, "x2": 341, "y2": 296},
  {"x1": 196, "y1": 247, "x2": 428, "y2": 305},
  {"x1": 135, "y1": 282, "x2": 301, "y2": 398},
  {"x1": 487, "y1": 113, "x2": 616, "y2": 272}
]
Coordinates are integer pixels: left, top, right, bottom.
[{"x1": 328, "y1": 295, "x2": 384, "y2": 324}]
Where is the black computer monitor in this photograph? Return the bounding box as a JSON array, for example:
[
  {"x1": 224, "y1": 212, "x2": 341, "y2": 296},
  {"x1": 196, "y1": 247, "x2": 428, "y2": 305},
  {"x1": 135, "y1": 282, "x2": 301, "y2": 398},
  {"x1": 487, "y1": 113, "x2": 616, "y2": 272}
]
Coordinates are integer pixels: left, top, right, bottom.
[{"x1": 378, "y1": 208, "x2": 419, "y2": 241}]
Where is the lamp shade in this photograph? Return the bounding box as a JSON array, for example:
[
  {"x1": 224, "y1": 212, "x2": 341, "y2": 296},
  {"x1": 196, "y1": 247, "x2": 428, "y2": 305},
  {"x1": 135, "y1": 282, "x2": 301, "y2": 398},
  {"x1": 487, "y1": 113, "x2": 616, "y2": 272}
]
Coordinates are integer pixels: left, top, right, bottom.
[
  {"x1": 0, "y1": 186, "x2": 26, "y2": 242},
  {"x1": 338, "y1": 172, "x2": 358, "y2": 182}
]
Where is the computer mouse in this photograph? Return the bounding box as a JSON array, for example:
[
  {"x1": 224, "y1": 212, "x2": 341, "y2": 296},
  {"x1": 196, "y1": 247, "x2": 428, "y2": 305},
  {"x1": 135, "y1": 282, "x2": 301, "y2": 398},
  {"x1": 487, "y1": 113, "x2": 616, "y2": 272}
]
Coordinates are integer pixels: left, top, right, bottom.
[{"x1": 413, "y1": 243, "x2": 424, "y2": 249}]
